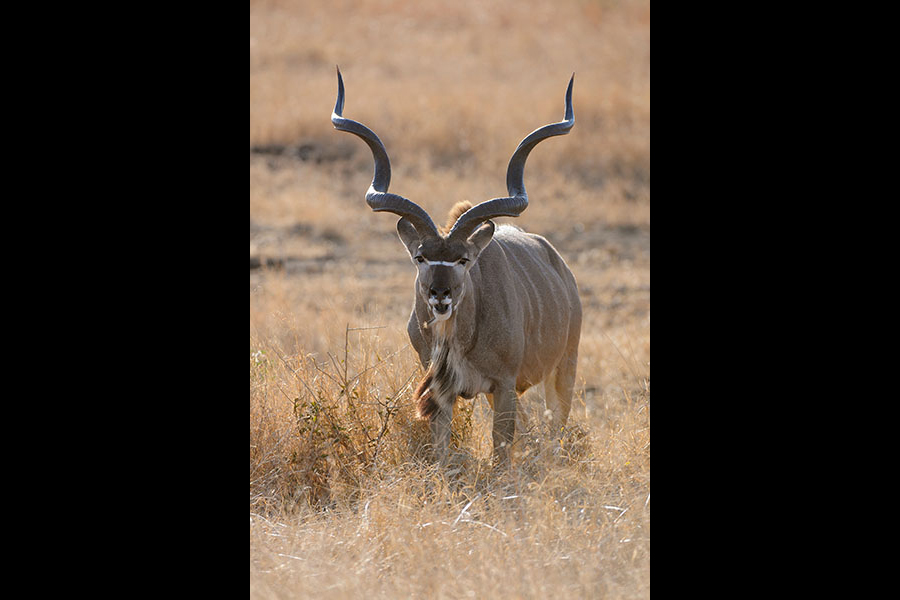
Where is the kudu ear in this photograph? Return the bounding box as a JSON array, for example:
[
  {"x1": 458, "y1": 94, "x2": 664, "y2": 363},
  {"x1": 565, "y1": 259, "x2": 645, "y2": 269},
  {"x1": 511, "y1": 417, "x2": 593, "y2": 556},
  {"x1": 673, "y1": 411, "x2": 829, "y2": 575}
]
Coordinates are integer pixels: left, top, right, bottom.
[
  {"x1": 467, "y1": 220, "x2": 495, "y2": 258},
  {"x1": 397, "y1": 217, "x2": 422, "y2": 258}
]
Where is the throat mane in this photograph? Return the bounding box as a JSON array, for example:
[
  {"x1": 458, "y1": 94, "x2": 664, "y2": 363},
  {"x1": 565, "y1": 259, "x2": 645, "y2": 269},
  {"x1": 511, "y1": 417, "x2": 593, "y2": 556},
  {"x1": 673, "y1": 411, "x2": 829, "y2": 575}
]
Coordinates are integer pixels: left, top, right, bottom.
[{"x1": 413, "y1": 338, "x2": 457, "y2": 420}]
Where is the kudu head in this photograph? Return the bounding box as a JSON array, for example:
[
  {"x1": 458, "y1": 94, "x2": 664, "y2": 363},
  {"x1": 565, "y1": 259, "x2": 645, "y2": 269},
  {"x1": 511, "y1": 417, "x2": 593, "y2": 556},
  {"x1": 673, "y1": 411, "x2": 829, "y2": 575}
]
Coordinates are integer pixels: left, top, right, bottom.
[{"x1": 331, "y1": 67, "x2": 574, "y2": 324}]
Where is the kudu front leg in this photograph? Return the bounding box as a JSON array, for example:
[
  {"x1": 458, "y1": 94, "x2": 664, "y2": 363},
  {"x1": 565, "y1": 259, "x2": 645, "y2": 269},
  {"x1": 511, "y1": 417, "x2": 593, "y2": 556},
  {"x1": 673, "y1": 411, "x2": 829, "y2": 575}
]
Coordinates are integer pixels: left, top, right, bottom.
[
  {"x1": 492, "y1": 385, "x2": 518, "y2": 466},
  {"x1": 430, "y1": 403, "x2": 453, "y2": 465}
]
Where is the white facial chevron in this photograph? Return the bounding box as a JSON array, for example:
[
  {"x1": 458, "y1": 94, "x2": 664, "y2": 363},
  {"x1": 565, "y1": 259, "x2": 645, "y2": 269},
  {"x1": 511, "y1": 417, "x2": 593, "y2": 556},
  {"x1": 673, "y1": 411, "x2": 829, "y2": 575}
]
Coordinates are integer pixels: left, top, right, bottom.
[{"x1": 417, "y1": 259, "x2": 465, "y2": 267}]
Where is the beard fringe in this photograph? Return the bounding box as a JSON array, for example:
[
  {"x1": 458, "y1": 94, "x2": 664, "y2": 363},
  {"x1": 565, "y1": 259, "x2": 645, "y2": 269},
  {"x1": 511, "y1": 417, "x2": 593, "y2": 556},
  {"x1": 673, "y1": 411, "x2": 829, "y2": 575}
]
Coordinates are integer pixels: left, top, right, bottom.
[{"x1": 413, "y1": 368, "x2": 437, "y2": 420}]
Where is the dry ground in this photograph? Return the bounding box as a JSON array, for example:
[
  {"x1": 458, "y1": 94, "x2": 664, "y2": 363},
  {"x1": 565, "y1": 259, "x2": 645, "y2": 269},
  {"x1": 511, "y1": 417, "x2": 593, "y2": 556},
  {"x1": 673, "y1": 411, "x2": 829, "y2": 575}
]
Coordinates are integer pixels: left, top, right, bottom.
[{"x1": 251, "y1": 0, "x2": 649, "y2": 597}]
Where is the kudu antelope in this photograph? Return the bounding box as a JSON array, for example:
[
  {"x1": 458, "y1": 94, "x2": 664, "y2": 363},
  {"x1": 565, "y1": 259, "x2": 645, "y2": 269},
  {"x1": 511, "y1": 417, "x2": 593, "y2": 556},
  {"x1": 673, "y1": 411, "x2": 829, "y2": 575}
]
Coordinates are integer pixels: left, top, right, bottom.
[{"x1": 331, "y1": 68, "x2": 582, "y2": 465}]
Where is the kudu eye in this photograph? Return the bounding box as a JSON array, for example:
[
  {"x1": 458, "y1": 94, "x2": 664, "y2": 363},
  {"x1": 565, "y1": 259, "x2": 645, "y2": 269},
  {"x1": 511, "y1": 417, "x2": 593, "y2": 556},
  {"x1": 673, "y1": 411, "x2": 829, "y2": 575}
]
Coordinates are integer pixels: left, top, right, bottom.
[{"x1": 415, "y1": 256, "x2": 425, "y2": 264}]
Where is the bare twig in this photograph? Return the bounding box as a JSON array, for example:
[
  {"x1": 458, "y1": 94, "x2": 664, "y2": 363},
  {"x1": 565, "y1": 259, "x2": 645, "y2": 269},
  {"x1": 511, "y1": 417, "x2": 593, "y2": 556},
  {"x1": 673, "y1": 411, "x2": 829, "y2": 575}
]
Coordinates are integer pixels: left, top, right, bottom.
[{"x1": 371, "y1": 368, "x2": 417, "y2": 467}]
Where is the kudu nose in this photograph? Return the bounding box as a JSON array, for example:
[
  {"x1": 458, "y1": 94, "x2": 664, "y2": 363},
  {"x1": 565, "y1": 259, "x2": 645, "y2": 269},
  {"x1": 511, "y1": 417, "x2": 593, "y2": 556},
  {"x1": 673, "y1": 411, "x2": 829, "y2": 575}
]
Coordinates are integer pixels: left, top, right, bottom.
[
  {"x1": 429, "y1": 286, "x2": 452, "y2": 314},
  {"x1": 429, "y1": 286, "x2": 451, "y2": 300}
]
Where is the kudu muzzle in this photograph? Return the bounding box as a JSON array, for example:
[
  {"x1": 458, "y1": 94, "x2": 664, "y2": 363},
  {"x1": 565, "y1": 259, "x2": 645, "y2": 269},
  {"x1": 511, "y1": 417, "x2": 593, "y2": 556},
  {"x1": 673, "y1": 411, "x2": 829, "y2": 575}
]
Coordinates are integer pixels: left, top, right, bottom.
[{"x1": 426, "y1": 267, "x2": 456, "y2": 320}]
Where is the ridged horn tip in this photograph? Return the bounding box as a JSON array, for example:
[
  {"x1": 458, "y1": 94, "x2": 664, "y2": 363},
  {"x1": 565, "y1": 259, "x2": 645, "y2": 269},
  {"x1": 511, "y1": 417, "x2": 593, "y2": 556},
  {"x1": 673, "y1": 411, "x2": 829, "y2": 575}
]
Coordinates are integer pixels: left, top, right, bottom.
[{"x1": 333, "y1": 66, "x2": 345, "y2": 118}]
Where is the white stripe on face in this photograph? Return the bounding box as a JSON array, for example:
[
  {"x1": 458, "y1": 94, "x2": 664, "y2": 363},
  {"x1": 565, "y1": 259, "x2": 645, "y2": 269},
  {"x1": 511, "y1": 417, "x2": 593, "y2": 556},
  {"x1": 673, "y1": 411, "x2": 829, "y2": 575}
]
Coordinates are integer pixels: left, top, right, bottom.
[
  {"x1": 422, "y1": 260, "x2": 462, "y2": 267},
  {"x1": 432, "y1": 305, "x2": 452, "y2": 321}
]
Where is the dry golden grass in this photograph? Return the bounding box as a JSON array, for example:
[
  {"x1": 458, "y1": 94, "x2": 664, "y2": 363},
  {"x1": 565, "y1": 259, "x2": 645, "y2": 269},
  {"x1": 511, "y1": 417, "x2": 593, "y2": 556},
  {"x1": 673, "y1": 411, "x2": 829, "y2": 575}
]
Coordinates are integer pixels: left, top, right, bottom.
[
  {"x1": 250, "y1": 325, "x2": 649, "y2": 598},
  {"x1": 251, "y1": 0, "x2": 649, "y2": 597}
]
